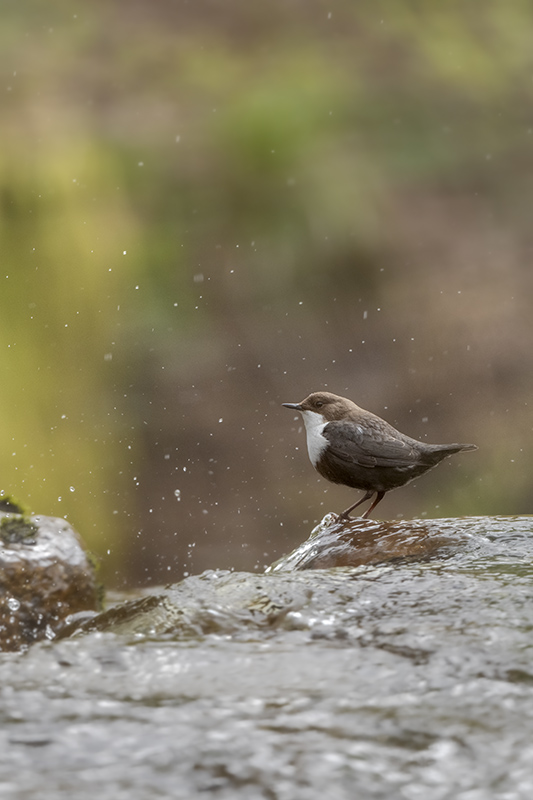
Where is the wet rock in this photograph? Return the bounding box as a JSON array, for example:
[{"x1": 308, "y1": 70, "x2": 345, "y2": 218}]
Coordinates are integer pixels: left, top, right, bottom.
[
  {"x1": 267, "y1": 513, "x2": 460, "y2": 571},
  {"x1": 0, "y1": 510, "x2": 101, "y2": 650},
  {"x1": 65, "y1": 516, "x2": 465, "y2": 641},
  {"x1": 65, "y1": 570, "x2": 314, "y2": 639}
]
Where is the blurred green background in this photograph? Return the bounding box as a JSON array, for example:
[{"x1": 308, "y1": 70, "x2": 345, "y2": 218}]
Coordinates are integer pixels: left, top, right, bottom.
[{"x1": 2, "y1": 1, "x2": 532, "y2": 586}]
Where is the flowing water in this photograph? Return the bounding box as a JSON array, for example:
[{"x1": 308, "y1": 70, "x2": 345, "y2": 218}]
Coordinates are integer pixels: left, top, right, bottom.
[{"x1": 1, "y1": 516, "x2": 533, "y2": 799}]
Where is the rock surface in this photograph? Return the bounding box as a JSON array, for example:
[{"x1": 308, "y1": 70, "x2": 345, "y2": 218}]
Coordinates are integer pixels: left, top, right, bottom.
[
  {"x1": 65, "y1": 569, "x2": 313, "y2": 639},
  {"x1": 66, "y1": 514, "x2": 468, "y2": 640},
  {"x1": 267, "y1": 513, "x2": 459, "y2": 571},
  {"x1": 0, "y1": 509, "x2": 101, "y2": 650}
]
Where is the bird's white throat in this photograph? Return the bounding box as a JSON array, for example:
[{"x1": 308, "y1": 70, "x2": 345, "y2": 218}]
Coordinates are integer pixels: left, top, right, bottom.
[{"x1": 299, "y1": 409, "x2": 329, "y2": 467}]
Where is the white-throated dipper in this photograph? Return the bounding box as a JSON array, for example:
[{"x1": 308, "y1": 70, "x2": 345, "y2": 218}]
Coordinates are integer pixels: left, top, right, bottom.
[{"x1": 282, "y1": 391, "x2": 477, "y2": 519}]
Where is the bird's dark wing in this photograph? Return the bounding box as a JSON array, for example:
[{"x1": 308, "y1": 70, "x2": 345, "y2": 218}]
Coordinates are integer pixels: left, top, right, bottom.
[{"x1": 322, "y1": 420, "x2": 419, "y2": 469}]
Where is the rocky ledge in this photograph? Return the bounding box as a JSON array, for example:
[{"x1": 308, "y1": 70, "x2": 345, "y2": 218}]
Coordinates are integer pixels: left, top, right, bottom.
[{"x1": 0, "y1": 501, "x2": 101, "y2": 650}]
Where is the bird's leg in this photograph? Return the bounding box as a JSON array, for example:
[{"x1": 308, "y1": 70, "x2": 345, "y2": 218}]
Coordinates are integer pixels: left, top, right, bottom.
[
  {"x1": 361, "y1": 490, "x2": 385, "y2": 519},
  {"x1": 337, "y1": 490, "x2": 374, "y2": 520}
]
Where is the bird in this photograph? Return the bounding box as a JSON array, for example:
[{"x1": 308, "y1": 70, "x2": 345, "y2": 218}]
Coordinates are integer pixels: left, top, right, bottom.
[{"x1": 282, "y1": 391, "x2": 477, "y2": 519}]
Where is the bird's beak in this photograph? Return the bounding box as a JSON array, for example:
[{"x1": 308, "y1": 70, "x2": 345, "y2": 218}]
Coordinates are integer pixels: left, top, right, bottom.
[{"x1": 282, "y1": 403, "x2": 302, "y2": 410}]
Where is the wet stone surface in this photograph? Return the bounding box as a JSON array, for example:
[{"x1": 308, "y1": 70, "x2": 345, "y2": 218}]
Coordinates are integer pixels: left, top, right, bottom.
[
  {"x1": 267, "y1": 512, "x2": 463, "y2": 571},
  {"x1": 1, "y1": 515, "x2": 533, "y2": 799},
  {"x1": 0, "y1": 512, "x2": 101, "y2": 650}
]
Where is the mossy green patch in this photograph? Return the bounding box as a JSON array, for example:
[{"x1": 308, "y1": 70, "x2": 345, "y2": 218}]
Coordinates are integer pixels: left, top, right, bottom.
[
  {"x1": 0, "y1": 496, "x2": 26, "y2": 515},
  {"x1": 0, "y1": 515, "x2": 38, "y2": 544}
]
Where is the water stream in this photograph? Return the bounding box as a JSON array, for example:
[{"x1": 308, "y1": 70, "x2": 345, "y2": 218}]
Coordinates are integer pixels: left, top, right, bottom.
[{"x1": 1, "y1": 516, "x2": 533, "y2": 799}]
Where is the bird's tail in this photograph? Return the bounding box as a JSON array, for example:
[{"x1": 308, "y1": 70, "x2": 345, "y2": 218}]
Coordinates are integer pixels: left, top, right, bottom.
[{"x1": 422, "y1": 442, "x2": 477, "y2": 467}]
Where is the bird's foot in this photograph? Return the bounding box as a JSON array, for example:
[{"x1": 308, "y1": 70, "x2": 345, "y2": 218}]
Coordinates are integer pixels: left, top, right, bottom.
[{"x1": 334, "y1": 512, "x2": 353, "y2": 524}]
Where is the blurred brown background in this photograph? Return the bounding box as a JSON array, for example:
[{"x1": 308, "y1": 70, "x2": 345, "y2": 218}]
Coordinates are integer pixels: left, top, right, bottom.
[{"x1": 1, "y1": 1, "x2": 532, "y2": 586}]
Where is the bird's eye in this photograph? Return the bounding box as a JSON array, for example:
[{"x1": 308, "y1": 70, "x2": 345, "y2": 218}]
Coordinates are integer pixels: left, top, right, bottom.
[{"x1": 315, "y1": 401, "x2": 323, "y2": 408}]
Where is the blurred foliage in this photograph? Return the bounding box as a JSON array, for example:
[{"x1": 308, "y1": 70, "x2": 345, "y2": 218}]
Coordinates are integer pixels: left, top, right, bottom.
[{"x1": 1, "y1": 0, "x2": 533, "y2": 585}]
